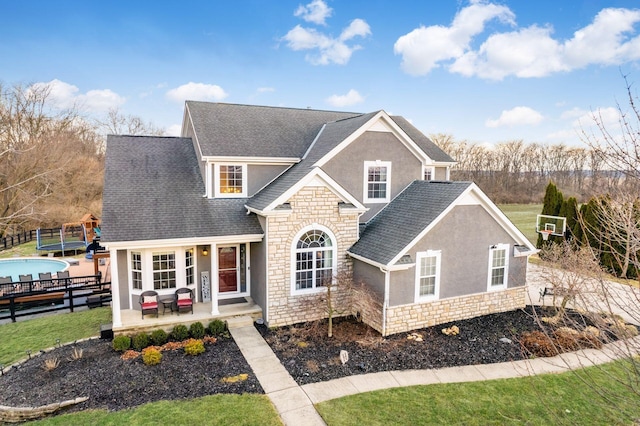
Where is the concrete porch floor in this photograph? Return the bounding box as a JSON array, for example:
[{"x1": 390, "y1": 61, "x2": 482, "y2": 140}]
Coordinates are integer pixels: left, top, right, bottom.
[{"x1": 113, "y1": 299, "x2": 263, "y2": 335}]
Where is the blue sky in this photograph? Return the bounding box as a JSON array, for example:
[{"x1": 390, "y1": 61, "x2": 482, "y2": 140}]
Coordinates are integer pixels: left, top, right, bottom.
[{"x1": 2, "y1": 0, "x2": 639, "y2": 145}]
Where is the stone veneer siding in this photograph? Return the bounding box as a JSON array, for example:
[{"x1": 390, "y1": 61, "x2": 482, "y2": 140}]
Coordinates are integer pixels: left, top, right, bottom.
[
  {"x1": 383, "y1": 286, "x2": 526, "y2": 336},
  {"x1": 266, "y1": 186, "x2": 360, "y2": 327}
]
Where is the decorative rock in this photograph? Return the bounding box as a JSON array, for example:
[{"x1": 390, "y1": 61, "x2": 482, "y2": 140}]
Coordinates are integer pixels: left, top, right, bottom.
[
  {"x1": 0, "y1": 397, "x2": 88, "y2": 423},
  {"x1": 499, "y1": 337, "x2": 512, "y2": 344}
]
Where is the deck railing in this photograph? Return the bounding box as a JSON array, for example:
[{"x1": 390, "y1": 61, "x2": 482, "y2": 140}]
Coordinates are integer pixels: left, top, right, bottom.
[{"x1": 0, "y1": 274, "x2": 111, "y2": 323}]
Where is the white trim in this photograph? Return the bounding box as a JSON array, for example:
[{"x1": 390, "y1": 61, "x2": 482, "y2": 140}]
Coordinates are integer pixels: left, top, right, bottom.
[
  {"x1": 206, "y1": 162, "x2": 213, "y2": 198},
  {"x1": 382, "y1": 266, "x2": 390, "y2": 337},
  {"x1": 262, "y1": 167, "x2": 367, "y2": 213},
  {"x1": 216, "y1": 243, "x2": 251, "y2": 299},
  {"x1": 203, "y1": 156, "x2": 299, "y2": 165},
  {"x1": 110, "y1": 248, "x2": 122, "y2": 327},
  {"x1": 387, "y1": 183, "x2": 536, "y2": 266},
  {"x1": 487, "y1": 244, "x2": 509, "y2": 291},
  {"x1": 347, "y1": 251, "x2": 414, "y2": 271},
  {"x1": 290, "y1": 224, "x2": 338, "y2": 295},
  {"x1": 214, "y1": 163, "x2": 248, "y2": 198},
  {"x1": 103, "y1": 233, "x2": 264, "y2": 250},
  {"x1": 363, "y1": 160, "x2": 391, "y2": 203},
  {"x1": 264, "y1": 219, "x2": 270, "y2": 323},
  {"x1": 415, "y1": 250, "x2": 441, "y2": 302},
  {"x1": 127, "y1": 247, "x2": 198, "y2": 298},
  {"x1": 210, "y1": 243, "x2": 219, "y2": 315}
]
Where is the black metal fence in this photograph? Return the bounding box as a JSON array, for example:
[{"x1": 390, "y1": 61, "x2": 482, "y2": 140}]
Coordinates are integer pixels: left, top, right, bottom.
[
  {"x1": 0, "y1": 274, "x2": 111, "y2": 322},
  {"x1": 0, "y1": 228, "x2": 60, "y2": 251}
]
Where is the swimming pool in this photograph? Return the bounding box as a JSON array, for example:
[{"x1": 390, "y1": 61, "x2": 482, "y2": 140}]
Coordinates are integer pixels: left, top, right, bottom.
[{"x1": 0, "y1": 258, "x2": 70, "y2": 282}]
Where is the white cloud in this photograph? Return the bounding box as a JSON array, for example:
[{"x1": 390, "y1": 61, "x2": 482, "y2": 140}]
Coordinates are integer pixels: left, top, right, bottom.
[
  {"x1": 325, "y1": 89, "x2": 364, "y2": 107},
  {"x1": 283, "y1": 4, "x2": 371, "y2": 65},
  {"x1": 485, "y1": 106, "x2": 544, "y2": 128},
  {"x1": 166, "y1": 82, "x2": 228, "y2": 103},
  {"x1": 394, "y1": 0, "x2": 515, "y2": 75},
  {"x1": 395, "y1": 2, "x2": 640, "y2": 80},
  {"x1": 166, "y1": 124, "x2": 182, "y2": 136},
  {"x1": 573, "y1": 106, "x2": 621, "y2": 128},
  {"x1": 294, "y1": 0, "x2": 332, "y2": 25},
  {"x1": 30, "y1": 79, "x2": 125, "y2": 112},
  {"x1": 257, "y1": 87, "x2": 275, "y2": 93}
]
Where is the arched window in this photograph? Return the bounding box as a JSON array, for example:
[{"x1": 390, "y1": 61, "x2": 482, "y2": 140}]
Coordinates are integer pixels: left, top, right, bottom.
[{"x1": 293, "y1": 227, "x2": 336, "y2": 292}]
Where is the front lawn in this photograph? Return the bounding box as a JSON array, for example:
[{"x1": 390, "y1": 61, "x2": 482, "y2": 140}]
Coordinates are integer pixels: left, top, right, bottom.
[
  {"x1": 0, "y1": 307, "x2": 111, "y2": 365},
  {"x1": 316, "y1": 359, "x2": 640, "y2": 425}
]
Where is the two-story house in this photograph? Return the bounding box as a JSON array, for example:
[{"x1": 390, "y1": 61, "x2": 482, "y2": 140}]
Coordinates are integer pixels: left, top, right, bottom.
[{"x1": 102, "y1": 102, "x2": 536, "y2": 336}]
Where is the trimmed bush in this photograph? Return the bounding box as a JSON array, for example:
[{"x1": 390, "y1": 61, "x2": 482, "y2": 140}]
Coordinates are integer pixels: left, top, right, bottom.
[
  {"x1": 184, "y1": 338, "x2": 205, "y2": 356},
  {"x1": 112, "y1": 335, "x2": 131, "y2": 352},
  {"x1": 171, "y1": 324, "x2": 189, "y2": 341},
  {"x1": 150, "y1": 329, "x2": 168, "y2": 346},
  {"x1": 208, "y1": 319, "x2": 226, "y2": 336},
  {"x1": 132, "y1": 332, "x2": 150, "y2": 351},
  {"x1": 519, "y1": 331, "x2": 557, "y2": 357},
  {"x1": 141, "y1": 347, "x2": 162, "y2": 366},
  {"x1": 190, "y1": 322, "x2": 206, "y2": 339}
]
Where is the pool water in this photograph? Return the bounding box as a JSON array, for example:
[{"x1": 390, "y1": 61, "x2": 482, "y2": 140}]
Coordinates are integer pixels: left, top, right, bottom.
[{"x1": 0, "y1": 258, "x2": 69, "y2": 282}]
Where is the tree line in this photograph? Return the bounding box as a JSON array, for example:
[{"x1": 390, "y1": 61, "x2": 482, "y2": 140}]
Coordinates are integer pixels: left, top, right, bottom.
[{"x1": 0, "y1": 82, "x2": 161, "y2": 238}]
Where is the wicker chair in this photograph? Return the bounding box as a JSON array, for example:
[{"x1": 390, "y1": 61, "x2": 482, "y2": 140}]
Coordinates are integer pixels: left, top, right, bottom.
[
  {"x1": 175, "y1": 287, "x2": 193, "y2": 315},
  {"x1": 139, "y1": 290, "x2": 159, "y2": 319}
]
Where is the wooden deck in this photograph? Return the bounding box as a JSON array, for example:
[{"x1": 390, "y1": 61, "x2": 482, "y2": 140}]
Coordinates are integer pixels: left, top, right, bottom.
[{"x1": 113, "y1": 298, "x2": 262, "y2": 335}]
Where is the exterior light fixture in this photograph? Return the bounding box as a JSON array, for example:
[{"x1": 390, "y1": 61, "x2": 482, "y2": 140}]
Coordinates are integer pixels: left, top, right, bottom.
[{"x1": 202, "y1": 248, "x2": 209, "y2": 256}]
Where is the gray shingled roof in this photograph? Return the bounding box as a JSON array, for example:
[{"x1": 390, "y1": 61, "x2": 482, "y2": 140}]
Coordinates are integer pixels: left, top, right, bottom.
[
  {"x1": 348, "y1": 181, "x2": 472, "y2": 265},
  {"x1": 390, "y1": 116, "x2": 455, "y2": 163},
  {"x1": 246, "y1": 112, "x2": 379, "y2": 211},
  {"x1": 102, "y1": 135, "x2": 263, "y2": 243},
  {"x1": 186, "y1": 102, "x2": 360, "y2": 158}
]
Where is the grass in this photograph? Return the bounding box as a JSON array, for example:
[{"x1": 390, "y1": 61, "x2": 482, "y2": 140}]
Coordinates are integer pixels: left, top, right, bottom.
[
  {"x1": 316, "y1": 360, "x2": 640, "y2": 425},
  {"x1": 29, "y1": 394, "x2": 282, "y2": 426},
  {"x1": 0, "y1": 241, "x2": 40, "y2": 259},
  {"x1": 498, "y1": 203, "x2": 542, "y2": 245},
  {"x1": 0, "y1": 307, "x2": 111, "y2": 365}
]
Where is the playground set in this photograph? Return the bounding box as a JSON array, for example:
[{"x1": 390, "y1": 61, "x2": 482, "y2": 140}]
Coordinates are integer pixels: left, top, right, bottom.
[{"x1": 36, "y1": 213, "x2": 102, "y2": 255}]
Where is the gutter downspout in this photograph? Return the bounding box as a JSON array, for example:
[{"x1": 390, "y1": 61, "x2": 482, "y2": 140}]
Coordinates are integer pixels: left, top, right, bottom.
[{"x1": 380, "y1": 265, "x2": 390, "y2": 337}]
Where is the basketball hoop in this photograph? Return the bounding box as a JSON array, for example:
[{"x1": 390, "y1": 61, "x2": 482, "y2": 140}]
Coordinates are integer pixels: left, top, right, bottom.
[{"x1": 540, "y1": 230, "x2": 552, "y2": 241}]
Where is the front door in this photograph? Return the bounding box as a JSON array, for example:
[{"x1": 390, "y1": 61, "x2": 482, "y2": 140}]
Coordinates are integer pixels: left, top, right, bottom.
[{"x1": 218, "y1": 246, "x2": 238, "y2": 293}]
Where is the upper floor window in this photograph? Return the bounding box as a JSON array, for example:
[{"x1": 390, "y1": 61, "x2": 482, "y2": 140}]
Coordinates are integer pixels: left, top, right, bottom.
[
  {"x1": 364, "y1": 161, "x2": 391, "y2": 203},
  {"x1": 423, "y1": 166, "x2": 434, "y2": 181},
  {"x1": 488, "y1": 244, "x2": 509, "y2": 290},
  {"x1": 214, "y1": 164, "x2": 247, "y2": 197}
]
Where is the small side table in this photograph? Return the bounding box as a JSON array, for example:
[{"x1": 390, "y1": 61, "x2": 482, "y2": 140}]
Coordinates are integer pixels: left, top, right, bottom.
[{"x1": 160, "y1": 297, "x2": 175, "y2": 315}]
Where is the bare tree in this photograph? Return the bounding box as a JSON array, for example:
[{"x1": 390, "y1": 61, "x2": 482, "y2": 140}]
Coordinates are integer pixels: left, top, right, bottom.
[{"x1": 96, "y1": 107, "x2": 165, "y2": 136}]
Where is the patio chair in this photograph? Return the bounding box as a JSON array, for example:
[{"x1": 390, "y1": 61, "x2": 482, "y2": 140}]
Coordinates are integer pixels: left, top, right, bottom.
[
  {"x1": 38, "y1": 272, "x2": 53, "y2": 290},
  {"x1": 175, "y1": 287, "x2": 193, "y2": 315},
  {"x1": 0, "y1": 276, "x2": 11, "y2": 297},
  {"x1": 55, "y1": 270, "x2": 71, "y2": 288},
  {"x1": 0, "y1": 276, "x2": 11, "y2": 284},
  {"x1": 139, "y1": 290, "x2": 159, "y2": 319},
  {"x1": 19, "y1": 274, "x2": 32, "y2": 282}
]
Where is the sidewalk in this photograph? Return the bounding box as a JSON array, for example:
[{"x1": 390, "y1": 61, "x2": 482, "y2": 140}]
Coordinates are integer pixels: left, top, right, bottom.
[{"x1": 228, "y1": 314, "x2": 640, "y2": 426}]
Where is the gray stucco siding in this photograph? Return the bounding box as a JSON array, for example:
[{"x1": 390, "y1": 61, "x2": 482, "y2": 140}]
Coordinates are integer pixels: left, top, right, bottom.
[
  {"x1": 388, "y1": 205, "x2": 525, "y2": 306},
  {"x1": 352, "y1": 258, "x2": 385, "y2": 298},
  {"x1": 247, "y1": 164, "x2": 289, "y2": 197},
  {"x1": 250, "y1": 241, "x2": 267, "y2": 313},
  {"x1": 434, "y1": 167, "x2": 447, "y2": 180},
  {"x1": 117, "y1": 250, "x2": 130, "y2": 310},
  {"x1": 322, "y1": 131, "x2": 423, "y2": 222}
]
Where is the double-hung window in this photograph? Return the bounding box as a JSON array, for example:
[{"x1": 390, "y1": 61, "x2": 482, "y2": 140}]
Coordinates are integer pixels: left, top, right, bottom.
[
  {"x1": 185, "y1": 249, "x2": 194, "y2": 286},
  {"x1": 423, "y1": 166, "x2": 434, "y2": 181},
  {"x1": 364, "y1": 161, "x2": 391, "y2": 203},
  {"x1": 415, "y1": 250, "x2": 441, "y2": 301},
  {"x1": 214, "y1": 164, "x2": 247, "y2": 197},
  {"x1": 153, "y1": 251, "x2": 176, "y2": 290},
  {"x1": 488, "y1": 244, "x2": 509, "y2": 290},
  {"x1": 131, "y1": 252, "x2": 142, "y2": 290}
]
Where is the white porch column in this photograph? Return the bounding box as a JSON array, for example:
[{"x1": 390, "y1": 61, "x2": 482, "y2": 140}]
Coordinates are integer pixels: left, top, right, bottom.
[
  {"x1": 110, "y1": 248, "x2": 122, "y2": 327},
  {"x1": 210, "y1": 243, "x2": 219, "y2": 315}
]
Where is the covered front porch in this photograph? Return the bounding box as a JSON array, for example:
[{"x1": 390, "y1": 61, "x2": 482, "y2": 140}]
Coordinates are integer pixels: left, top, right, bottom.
[{"x1": 113, "y1": 297, "x2": 263, "y2": 335}]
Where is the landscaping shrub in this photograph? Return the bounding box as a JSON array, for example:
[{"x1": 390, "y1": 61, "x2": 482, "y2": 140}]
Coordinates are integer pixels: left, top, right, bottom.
[
  {"x1": 132, "y1": 332, "x2": 150, "y2": 351},
  {"x1": 171, "y1": 324, "x2": 189, "y2": 341},
  {"x1": 184, "y1": 338, "x2": 205, "y2": 356},
  {"x1": 553, "y1": 329, "x2": 582, "y2": 352},
  {"x1": 141, "y1": 347, "x2": 162, "y2": 366},
  {"x1": 519, "y1": 331, "x2": 557, "y2": 357},
  {"x1": 150, "y1": 329, "x2": 168, "y2": 346},
  {"x1": 190, "y1": 321, "x2": 206, "y2": 339},
  {"x1": 112, "y1": 335, "x2": 132, "y2": 352},
  {"x1": 208, "y1": 319, "x2": 226, "y2": 336}
]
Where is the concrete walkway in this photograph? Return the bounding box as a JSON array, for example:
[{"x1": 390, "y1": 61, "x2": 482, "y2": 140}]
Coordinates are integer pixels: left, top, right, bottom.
[{"x1": 228, "y1": 314, "x2": 640, "y2": 426}]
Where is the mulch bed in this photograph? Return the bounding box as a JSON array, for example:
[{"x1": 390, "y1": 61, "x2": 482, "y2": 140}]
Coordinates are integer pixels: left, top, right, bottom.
[
  {"x1": 0, "y1": 335, "x2": 262, "y2": 413},
  {"x1": 255, "y1": 305, "x2": 628, "y2": 385}
]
